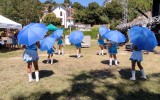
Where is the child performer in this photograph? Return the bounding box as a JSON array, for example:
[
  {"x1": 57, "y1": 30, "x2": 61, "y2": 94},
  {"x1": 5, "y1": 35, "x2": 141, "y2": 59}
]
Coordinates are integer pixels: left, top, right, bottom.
[
  {"x1": 129, "y1": 45, "x2": 147, "y2": 80},
  {"x1": 97, "y1": 33, "x2": 104, "y2": 55},
  {"x1": 47, "y1": 46, "x2": 56, "y2": 64},
  {"x1": 75, "y1": 43, "x2": 82, "y2": 58},
  {"x1": 57, "y1": 36, "x2": 64, "y2": 55},
  {"x1": 22, "y1": 42, "x2": 40, "y2": 82},
  {"x1": 108, "y1": 41, "x2": 118, "y2": 66}
]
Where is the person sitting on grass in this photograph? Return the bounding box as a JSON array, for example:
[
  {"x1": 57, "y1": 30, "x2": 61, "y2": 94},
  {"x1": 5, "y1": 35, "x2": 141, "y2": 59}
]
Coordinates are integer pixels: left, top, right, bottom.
[{"x1": 129, "y1": 44, "x2": 147, "y2": 80}]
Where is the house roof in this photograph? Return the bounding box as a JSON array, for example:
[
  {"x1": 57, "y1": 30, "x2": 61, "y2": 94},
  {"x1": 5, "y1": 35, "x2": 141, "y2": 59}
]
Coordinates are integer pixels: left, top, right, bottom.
[{"x1": 52, "y1": 5, "x2": 67, "y2": 11}]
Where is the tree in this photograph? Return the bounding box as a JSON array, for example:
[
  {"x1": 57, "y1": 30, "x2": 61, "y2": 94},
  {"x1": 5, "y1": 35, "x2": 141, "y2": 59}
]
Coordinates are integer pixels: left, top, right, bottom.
[
  {"x1": 64, "y1": 0, "x2": 71, "y2": 4},
  {"x1": 72, "y1": 2, "x2": 84, "y2": 10},
  {"x1": 42, "y1": 13, "x2": 61, "y2": 26},
  {"x1": 1, "y1": 0, "x2": 43, "y2": 25}
]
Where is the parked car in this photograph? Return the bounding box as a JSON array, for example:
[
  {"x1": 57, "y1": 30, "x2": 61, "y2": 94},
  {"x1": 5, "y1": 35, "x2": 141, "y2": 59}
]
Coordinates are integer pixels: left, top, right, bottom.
[{"x1": 125, "y1": 43, "x2": 133, "y2": 51}]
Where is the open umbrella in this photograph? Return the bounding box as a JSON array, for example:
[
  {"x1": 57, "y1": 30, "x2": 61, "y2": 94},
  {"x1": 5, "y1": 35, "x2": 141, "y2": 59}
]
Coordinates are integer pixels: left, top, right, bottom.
[
  {"x1": 51, "y1": 29, "x2": 63, "y2": 39},
  {"x1": 18, "y1": 23, "x2": 48, "y2": 46},
  {"x1": 104, "y1": 30, "x2": 126, "y2": 43},
  {"x1": 68, "y1": 30, "x2": 84, "y2": 44},
  {"x1": 40, "y1": 36, "x2": 56, "y2": 51},
  {"x1": 128, "y1": 26, "x2": 158, "y2": 51},
  {"x1": 47, "y1": 24, "x2": 59, "y2": 31},
  {"x1": 99, "y1": 26, "x2": 110, "y2": 38}
]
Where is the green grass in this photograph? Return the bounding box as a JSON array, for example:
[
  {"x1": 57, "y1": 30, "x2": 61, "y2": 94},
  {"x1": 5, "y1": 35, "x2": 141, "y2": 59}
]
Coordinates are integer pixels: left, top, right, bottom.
[{"x1": 0, "y1": 40, "x2": 160, "y2": 100}]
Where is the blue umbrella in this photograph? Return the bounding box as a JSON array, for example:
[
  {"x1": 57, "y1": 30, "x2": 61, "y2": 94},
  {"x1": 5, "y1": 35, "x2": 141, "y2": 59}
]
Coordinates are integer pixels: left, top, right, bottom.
[
  {"x1": 128, "y1": 26, "x2": 158, "y2": 51},
  {"x1": 51, "y1": 29, "x2": 63, "y2": 39},
  {"x1": 18, "y1": 23, "x2": 48, "y2": 46},
  {"x1": 68, "y1": 30, "x2": 84, "y2": 44},
  {"x1": 40, "y1": 36, "x2": 56, "y2": 51},
  {"x1": 99, "y1": 26, "x2": 110, "y2": 38},
  {"x1": 104, "y1": 30, "x2": 126, "y2": 43}
]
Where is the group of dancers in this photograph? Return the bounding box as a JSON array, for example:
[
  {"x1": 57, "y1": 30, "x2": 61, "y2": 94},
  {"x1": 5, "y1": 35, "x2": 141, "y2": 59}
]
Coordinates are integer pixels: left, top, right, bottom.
[{"x1": 22, "y1": 33, "x2": 147, "y2": 82}]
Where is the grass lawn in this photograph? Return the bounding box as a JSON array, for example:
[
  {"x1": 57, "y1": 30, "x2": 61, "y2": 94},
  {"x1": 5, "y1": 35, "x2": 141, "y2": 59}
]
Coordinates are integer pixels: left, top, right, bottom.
[{"x1": 0, "y1": 40, "x2": 160, "y2": 100}]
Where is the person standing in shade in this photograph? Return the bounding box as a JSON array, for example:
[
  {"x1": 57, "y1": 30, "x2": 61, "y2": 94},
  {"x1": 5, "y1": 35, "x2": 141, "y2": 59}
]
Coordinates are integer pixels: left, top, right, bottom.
[
  {"x1": 57, "y1": 36, "x2": 64, "y2": 55},
  {"x1": 108, "y1": 41, "x2": 118, "y2": 66},
  {"x1": 97, "y1": 33, "x2": 104, "y2": 55},
  {"x1": 75, "y1": 43, "x2": 82, "y2": 58},
  {"x1": 22, "y1": 42, "x2": 40, "y2": 82},
  {"x1": 129, "y1": 45, "x2": 147, "y2": 80}
]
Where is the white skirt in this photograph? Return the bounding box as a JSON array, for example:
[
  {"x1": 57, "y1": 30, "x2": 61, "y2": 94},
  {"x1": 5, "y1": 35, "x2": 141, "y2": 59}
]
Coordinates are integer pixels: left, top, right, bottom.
[
  {"x1": 130, "y1": 50, "x2": 143, "y2": 62},
  {"x1": 23, "y1": 49, "x2": 39, "y2": 62}
]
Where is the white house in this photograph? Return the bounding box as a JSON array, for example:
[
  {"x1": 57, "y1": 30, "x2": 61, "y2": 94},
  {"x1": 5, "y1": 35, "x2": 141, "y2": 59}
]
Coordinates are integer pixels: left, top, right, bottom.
[{"x1": 52, "y1": 5, "x2": 74, "y2": 28}]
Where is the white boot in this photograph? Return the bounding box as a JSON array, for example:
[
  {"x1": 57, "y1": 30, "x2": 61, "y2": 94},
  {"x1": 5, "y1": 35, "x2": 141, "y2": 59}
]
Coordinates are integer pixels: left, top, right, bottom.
[
  {"x1": 47, "y1": 58, "x2": 49, "y2": 63},
  {"x1": 130, "y1": 70, "x2": 136, "y2": 80},
  {"x1": 58, "y1": 50, "x2": 61, "y2": 55},
  {"x1": 28, "y1": 73, "x2": 33, "y2": 82},
  {"x1": 109, "y1": 58, "x2": 112, "y2": 66},
  {"x1": 35, "y1": 71, "x2": 39, "y2": 82},
  {"x1": 101, "y1": 50, "x2": 104, "y2": 55},
  {"x1": 51, "y1": 59, "x2": 53, "y2": 64},
  {"x1": 140, "y1": 69, "x2": 147, "y2": 79},
  {"x1": 98, "y1": 51, "x2": 101, "y2": 55},
  {"x1": 115, "y1": 59, "x2": 118, "y2": 66},
  {"x1": 62, "y1": 50, "x2": 64, "y2": 55}
]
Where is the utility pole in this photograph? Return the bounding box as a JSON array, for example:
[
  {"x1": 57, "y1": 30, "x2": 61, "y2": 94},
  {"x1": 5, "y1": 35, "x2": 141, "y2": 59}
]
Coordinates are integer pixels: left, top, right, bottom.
[{"x1": 122, "y1": 0, "x2": 128, "y2": 24}]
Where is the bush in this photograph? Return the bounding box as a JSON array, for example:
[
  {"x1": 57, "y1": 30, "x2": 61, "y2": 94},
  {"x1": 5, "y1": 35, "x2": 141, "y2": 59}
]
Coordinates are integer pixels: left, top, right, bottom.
[{"x1": 83, "y1": 31, "x2": 97, "y2": 39}]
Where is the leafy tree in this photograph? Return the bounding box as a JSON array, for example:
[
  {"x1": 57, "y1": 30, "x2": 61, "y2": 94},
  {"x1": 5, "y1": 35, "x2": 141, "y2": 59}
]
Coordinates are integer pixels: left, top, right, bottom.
[
  {"x1": 42, "y1": 13, "x2": 61, "y2": 26},
  {"x1": 1, "y1": 0, "x2": 43, "y2": 25},
  {"x1": 64, "y1": 0, "x2": 71, "y2": 4},
  {"x1": 72, "y1": 2, "x2": 84, "y2": 10}
]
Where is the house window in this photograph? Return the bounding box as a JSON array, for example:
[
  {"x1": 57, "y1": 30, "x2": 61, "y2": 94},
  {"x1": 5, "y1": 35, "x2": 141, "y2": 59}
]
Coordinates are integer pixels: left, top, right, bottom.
[{"x1": 60, "y1": 11, "x2": 62, "y2": 16}]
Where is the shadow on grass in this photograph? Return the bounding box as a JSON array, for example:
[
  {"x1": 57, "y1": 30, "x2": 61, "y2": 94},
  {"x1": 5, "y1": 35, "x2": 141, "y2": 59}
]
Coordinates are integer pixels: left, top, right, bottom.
[
  {"x1": 0, "y1": 47, "x2": 21, "y2": 53},
  {"x1": 69, "y1": 55, "x2": 83, "y2": 58},
  {"x1": 101, "y1": 60, "x2": 119, "y2": 65},
  {"x1": 32, "y1": 70, "x2": 54, "y2": 79},
  {"x1": 96, "y1": 53, "x2": 107, "y2": 55},
  {"x1": 119, "y1": 68, "x2": 146, "y2": 80},
  {"x1": 11, "y1": 70, "x2": 160, "y2": 100},
  {"x1": 42, "y1": 59, "x2": 58, "y2": 64}
]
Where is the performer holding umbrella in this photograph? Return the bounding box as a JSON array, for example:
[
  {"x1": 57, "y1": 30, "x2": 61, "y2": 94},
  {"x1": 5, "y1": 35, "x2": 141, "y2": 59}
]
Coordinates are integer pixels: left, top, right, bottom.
[
  {"x1": 68, "y1": 30, "x2": 84, "y2": 58},
  {"x1": 18, "y1": 23, "x2": 48, "y2": 82}
]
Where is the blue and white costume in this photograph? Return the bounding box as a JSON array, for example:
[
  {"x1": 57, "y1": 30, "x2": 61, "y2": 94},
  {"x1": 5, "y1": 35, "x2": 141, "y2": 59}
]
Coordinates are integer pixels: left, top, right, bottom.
[
  {"x1": 75, "y1": 43, "x2": 82, "y2": 48},
  {"x1": 130, "y1": 50, "x2": 143, "y2": 62},
  {"x1": 108, "y1": 42, "x2": 118, "y2": 54},
  {"x1": 23, "y1": 43, "x2": 39, "y2": 62},
  {"x1": 97, "y1": 39, "x2": 104, "y2": 45},
  {"x1": 47, "y1": 47, "x2": 55, "y2": 54},
  {"x1": 57, "y1": 38, "x2": 63, "y2": 45}
]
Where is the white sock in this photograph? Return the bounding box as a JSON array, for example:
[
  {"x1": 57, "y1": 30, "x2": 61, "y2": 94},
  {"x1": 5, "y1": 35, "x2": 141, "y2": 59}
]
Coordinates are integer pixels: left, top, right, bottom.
[
  {"x1": 35, "y1": 71, "x2": 39, "y2": 82},
  {"x1": 101, "y1": 50, "x2": 104, "y2": 55},
  {"x1": 58, "y1": 50, "x2": 60, "y2": 54},
  {"x1": 28, "y1": 73, "x2": 33, "y2": 82},
  {"x1": 115, "y1": 59, "x2": 118, "y2": 65},
  {"x1": 98, "y1": 51, "x2": 101, "y2": 55},
  {"x1": 51, "y1": 59, "x2": 53, "y2": 64},
  {"x1": 140, "y1": 69, "x2": 146, "y2": 79},
  {"x1": 62, "y1": 50, "x2": 64, "y2": 55},
  {"x1": 130, "y1": 70, "x2": 136, "y2": 80},
  {"x1": 109, "y1": 58, "x2": 112, "y2": 66},
  {"x1": 47, "y1": 58, "x2": 49, "y2": 63}
]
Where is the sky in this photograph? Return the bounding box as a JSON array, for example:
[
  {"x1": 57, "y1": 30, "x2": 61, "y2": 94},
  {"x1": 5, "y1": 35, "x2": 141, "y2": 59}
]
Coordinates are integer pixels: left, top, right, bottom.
[{"x1": 39, "y1": 0, "x2": 105, "y2": 6}]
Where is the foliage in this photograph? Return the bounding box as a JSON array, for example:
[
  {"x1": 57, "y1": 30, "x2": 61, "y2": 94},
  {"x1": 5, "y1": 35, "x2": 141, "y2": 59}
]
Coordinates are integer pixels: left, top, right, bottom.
[
  {"x1": 72, "y1": 2, "x2": 84, "y2": 10},
  {"x1": 83, "y1": 31, "x2": 98, "y2": 39},
  {"x1": 42, "y1": 13, "x2": 61, "y2": 26},
  {"x1": 0, "y1": 0, "x2": 43, "y2": 26}
]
